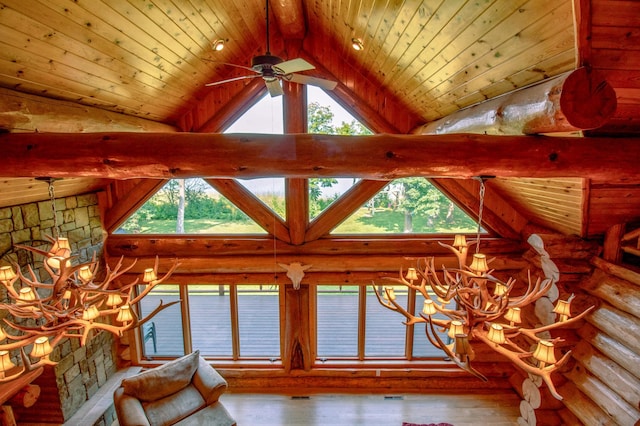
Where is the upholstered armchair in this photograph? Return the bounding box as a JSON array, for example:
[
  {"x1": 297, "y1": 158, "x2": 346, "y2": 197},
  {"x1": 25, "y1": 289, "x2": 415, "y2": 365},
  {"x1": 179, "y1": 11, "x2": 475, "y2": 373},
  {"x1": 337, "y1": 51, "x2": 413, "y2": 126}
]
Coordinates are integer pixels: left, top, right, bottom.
[{"x1": 114, "y1": 351, "x2": 236, "y2": 426}]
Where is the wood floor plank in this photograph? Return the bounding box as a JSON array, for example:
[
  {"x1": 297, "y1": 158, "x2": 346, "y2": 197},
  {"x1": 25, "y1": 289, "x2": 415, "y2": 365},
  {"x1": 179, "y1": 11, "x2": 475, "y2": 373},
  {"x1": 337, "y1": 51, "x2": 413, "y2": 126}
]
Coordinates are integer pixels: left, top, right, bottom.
[{"x1": 220, "y1": 392, "x2": 520, "y2": 426}]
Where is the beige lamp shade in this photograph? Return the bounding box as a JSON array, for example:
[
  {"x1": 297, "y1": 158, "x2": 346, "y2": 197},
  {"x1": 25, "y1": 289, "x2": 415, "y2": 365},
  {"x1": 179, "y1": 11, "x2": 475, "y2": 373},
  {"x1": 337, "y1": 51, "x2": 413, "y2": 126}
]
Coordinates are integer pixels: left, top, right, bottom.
[
  {"x1": 448, "y1": 320, "x2": 465, "y2": 339},
  {"x1": 493, "y1": 283, "x2": 508, "y2": 296},
  {"x1": 106, "y1": 293, "x2": 123, "y2": 307},
  {"x1": 62, "y1": 290, "x2": 72, "y2": 300},
  {"x1": 454, "y1": 334, "x2": 471, "y2": 356},
  {"x1": 0, "y1": 266, "x2": 16, "y2": 282},
  {"x1": 469, "y1": 254, "x2": 489, "y2": 274},
  {"x1": 31, "y1": 336, "x2": 53, "y2": 358},
  {"x1": 0, "y1": 327, "x2": 6, "y2": 341},
  {"x1": 554, "y1": 300, "x2": 571, "y2": 321},
  {"x1": 0, "y1": 350, "x2": 15, "y2": 373},
  {"x1": 117, "y1": 305, "x2": 134, "y2": 323},
  {"x1": 50, "y1": 237, "x2": 71, "y2": 258},
  {"x1": 383, "y1": 287, "x2": 396, "y2": 301},
  {"x1": 46, "y1": 256, "x2": 71, "y2": 270},
  {"x1": 487, "y1": 323, "x2": 506, "y2": 344},
  {"x1": 143, "y1": 268, "x2": 157, "y2": 283},
  {"x1": 422, "y1": 299, "x2": 437, "y2": 316},
  {"x1": 504, "y1": 307, "x2": 522, "y2": 324},
  {"x1": 453, "y1": 235, "x2": 468, "y2": 249},
  {"x1": 82, "y1": 305, "x2": 100, "y2": 321},
  {"x1": 405, "y1": 268, "x2": 418, "y2": 281},
  {"x1": 78, "y1": 265, "x2": 93, "y2": 281},
  {"x1": 17, "y1": 287, "x2": 37, "y2": 303},
  {"x1": 533, "y1": 340, "x2": 557, "y2": 365}
]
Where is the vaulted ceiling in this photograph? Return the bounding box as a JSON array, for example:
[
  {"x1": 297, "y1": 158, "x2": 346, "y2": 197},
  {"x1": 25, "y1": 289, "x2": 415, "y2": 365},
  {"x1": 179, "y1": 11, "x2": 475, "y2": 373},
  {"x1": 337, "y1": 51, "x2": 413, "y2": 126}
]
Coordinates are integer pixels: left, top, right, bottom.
[{"x1": 0, "y1": 0, "x2": 639, "y2": 239}]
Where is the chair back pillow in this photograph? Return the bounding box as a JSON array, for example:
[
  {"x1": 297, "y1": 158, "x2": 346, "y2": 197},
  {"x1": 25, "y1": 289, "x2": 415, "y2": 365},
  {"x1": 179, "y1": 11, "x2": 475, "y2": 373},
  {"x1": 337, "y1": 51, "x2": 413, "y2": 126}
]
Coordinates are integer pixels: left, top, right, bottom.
[{"x1": 122, "y1": 350, "x2": 200, "y2": 402}]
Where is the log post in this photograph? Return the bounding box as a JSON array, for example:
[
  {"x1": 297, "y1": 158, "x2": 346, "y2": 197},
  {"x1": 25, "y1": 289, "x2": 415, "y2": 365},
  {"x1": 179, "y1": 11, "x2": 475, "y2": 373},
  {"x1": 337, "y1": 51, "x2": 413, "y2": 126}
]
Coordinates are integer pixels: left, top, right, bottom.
[
  {"x1": 413, "y1": 67, "x2": 616, "y2": 135},
  {"x1": 283, "y1": 286, "x2": 312, "y2": 372}
]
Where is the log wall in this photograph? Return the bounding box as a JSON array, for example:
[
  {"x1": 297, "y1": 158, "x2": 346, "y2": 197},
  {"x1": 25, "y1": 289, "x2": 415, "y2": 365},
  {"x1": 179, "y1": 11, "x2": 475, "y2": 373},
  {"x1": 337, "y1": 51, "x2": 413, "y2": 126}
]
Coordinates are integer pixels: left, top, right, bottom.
[
  {"x1": 558, "y1": 257, "x2": 640, "y2": 425},
  {"x1": 509, "y1": 232, "x2": 600, "y2": 426}
]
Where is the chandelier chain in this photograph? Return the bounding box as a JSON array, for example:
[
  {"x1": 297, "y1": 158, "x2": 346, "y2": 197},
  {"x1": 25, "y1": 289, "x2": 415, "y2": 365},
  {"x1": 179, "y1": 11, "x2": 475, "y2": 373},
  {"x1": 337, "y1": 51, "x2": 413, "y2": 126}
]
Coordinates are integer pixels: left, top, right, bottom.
[
  {"x1": 48, "y1": 179, "x2": 60, "y2": 240},
  {"x1": 475, "y1": 179, "x2": 485, "y2": 254}
]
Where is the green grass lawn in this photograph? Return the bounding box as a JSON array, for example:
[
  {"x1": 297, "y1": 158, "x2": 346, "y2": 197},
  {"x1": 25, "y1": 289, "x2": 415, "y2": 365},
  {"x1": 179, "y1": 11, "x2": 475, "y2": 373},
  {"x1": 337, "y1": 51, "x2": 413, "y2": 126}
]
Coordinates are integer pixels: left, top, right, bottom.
[{"x1": 121, "y1": 207, "x2": 476, "y2": 235}]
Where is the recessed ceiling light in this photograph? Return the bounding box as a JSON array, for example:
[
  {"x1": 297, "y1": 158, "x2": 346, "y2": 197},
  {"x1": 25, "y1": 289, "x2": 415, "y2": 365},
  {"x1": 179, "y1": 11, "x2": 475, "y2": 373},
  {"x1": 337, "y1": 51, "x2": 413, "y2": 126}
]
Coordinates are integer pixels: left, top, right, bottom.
[
  {"x1": 351, "y1": 38, "x2": 364, "y2": 51},
  {"x1": 212, "y1": 39, "x2": 225, "y2": 51}
]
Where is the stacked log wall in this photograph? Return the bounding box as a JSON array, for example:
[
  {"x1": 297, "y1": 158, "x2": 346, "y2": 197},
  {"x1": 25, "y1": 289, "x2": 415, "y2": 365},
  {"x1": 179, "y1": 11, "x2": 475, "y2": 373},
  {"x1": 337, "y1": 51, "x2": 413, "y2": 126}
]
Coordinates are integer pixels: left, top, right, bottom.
[
  {"x1": 511, "y1": 232, "x2": 600, "y2": 426},
  {"x1": 557, "y1": 257, "x2": 640, "y2": 426}
]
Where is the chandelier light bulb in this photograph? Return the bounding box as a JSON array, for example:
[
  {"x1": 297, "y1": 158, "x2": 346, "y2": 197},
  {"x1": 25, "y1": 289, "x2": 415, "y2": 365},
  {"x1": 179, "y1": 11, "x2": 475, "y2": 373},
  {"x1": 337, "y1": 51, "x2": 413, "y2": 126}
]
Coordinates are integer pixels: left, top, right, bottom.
[
  {"x1": 447, "y1": 320, "x2": 465, "y2": 339},
  {"x1": 383, "y1": 287, "x2": 396, "y2": 301},
  {"x1": 469, "y1": 253, "x2": 489, "y2": 274},
  {"x1": 405, "y1": 268, "x2": 418, "y2": 281},
  {"x1": 143, "y1": 268, "x2": 158, "y2": 283},
  {"x1": 487, "y1": 323, "x2": 506, "y2": 345},
  {"x1": 117, "y1": 305, "x2": 134, "y2": 323},
  {"x1": 0, "y1": 350, "x2": 16, "y2": 376},
  {"x1": 351, "y1": 38, "x2": 364, "y2": 51},
  {"x1": 422, "y1": 299, "x2": 437, "y2": 316},
  {"x1": 504, "y1": 307, "x2": 521, "y2": 325},
  {"x1": 30, "y1": 336, "x2": 53, "y2": 358},
  {"x1": 0, "y1": 266, "x2": 16, "y2": 283}
]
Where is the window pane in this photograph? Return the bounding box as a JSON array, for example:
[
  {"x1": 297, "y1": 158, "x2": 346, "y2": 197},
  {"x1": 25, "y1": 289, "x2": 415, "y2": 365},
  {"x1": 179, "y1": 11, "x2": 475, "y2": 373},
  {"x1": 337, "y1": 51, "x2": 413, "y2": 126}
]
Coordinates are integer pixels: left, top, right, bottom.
[
  {"x1": 333, "y1": 178, "x2": 479, "y2": 234},
  {"x1": 412, "y1": 291, "x2": 451, "y2": 358},
  {"x1": 316, "y1": 285, "x2": 359, "y2": 357},
  {"x1": 365, "y1": 285, "x2": 407, "y2": 357},
  {"x1": 189, "y1": 285, "x2": 232, "y2": 357},
  {"x1": 138, "y1": 284, "x2": 184, "y2": 358},
  {"x1": 238, "y1": 285, "x2": 280, "y2": 357}
]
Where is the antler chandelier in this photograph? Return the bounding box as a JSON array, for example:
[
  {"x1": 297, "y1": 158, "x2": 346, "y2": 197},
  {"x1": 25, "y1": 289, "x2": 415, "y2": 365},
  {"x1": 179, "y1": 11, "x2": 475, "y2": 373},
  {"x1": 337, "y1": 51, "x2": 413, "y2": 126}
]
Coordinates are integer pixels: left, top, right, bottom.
[
  {"x1": 0, "y1": 180, "x2": 179, "y2": 382},
  {"x1": 373, "y1": 179, "x2": 592, "y2": 400}
]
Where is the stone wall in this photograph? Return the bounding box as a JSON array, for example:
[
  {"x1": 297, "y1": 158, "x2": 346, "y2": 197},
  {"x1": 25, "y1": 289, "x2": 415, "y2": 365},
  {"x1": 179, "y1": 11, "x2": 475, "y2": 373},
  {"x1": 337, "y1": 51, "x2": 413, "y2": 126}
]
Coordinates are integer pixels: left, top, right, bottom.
[{"x1": 0, "y1": 192, "x2": 117, "y2": 423}]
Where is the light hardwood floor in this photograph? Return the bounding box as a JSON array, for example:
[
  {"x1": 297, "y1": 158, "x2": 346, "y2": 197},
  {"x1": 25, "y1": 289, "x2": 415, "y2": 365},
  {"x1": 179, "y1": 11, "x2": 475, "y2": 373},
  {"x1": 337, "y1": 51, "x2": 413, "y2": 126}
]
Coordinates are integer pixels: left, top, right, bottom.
[{"x1": 220, "y1": 392, "x2": 521, "y2": 426}]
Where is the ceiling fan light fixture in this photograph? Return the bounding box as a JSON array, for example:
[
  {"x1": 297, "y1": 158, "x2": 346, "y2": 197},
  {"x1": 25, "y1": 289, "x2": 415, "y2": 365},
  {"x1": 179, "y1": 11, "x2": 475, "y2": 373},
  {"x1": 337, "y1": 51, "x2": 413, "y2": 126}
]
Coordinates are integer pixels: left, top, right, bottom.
[
  {"x1": 212, "y1": 39, "x2": 225, "y2": 51},
  {"x1": 351, "y1": 38, "x2": 364, "y2": 51}
]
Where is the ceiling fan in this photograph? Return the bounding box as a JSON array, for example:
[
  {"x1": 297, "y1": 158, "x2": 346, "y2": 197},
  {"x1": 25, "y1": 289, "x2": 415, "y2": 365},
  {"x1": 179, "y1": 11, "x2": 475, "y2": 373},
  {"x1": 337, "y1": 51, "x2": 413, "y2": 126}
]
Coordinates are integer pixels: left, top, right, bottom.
[{"x1": 204, "y1": 0, "x2": 337, "y2": 97}]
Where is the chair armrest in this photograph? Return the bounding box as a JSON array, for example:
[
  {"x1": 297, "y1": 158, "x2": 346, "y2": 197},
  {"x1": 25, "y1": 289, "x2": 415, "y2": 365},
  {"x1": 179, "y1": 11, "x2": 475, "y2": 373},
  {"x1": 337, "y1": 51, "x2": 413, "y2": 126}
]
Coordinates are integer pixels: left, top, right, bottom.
[
  {"x1": 113, "y1": 387, "x2": 151, "y2": 426},
  {"x1": 192, "y1": 357, "x2": 228, "y2": 405}
]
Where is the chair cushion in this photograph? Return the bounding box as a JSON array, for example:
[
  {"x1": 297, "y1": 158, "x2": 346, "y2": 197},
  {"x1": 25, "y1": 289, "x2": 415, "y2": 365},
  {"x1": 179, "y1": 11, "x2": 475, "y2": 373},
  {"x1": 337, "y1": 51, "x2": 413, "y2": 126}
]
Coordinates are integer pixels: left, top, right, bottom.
[
  {"x1": 174, "y1": 401, "x2": 236, "y2": 426},
  {"x1": 121, "y1": 351, "x2": 200, "y2": 402},
  {"x1": 143, "y1": 384, "x2": 205, "y2": 426}
]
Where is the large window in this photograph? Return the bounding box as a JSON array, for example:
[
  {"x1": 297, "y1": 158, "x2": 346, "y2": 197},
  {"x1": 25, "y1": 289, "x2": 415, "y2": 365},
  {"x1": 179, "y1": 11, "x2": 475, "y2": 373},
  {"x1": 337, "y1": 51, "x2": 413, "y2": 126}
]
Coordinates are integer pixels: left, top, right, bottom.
[{"x1": 140, "y1": 284, "x2": 281, "y2": 361}]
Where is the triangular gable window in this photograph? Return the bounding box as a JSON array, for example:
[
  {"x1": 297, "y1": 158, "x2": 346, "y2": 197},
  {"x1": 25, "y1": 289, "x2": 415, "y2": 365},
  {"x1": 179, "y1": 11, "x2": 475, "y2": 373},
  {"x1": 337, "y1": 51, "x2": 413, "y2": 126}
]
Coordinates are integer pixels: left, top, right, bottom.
[
  {"x1": 118, "y1": 179, "x2": 267, "y2": 234},
  {"x1": 307, "y1": 87, "x2": 370, "y2": 219},
  {"x1": 117, "y1": 94, "x2": 286, "y2": 234},
  {"x1": 331, "y1": 178, "x2": 479, "y2": 234}
]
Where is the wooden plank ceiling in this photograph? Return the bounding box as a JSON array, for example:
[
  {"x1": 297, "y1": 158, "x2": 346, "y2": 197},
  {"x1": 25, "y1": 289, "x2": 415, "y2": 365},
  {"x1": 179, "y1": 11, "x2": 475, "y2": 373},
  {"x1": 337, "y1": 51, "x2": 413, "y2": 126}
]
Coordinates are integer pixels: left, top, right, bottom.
[{"x1": 0, "y1": 0, "x2": 639, "y2": 239}]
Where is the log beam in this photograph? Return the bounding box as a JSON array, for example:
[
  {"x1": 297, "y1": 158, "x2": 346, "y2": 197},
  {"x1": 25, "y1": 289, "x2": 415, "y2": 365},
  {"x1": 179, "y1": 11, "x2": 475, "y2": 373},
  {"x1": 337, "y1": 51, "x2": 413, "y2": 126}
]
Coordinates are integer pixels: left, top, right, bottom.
[
  {"x1": 413, "y1": 68, "x2": 617, "y2": 135},
  {"x1": 2, "y1": 132, "x2": 639, "y2": 180}
]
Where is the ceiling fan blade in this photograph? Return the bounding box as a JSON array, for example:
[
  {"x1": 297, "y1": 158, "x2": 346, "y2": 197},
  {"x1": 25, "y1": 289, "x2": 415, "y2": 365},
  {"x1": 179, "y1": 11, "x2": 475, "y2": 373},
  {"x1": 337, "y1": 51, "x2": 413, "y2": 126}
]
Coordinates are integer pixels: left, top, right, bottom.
[
  {"x1": 202, "y1": 58, "x2": 257, "y2": 73},
  {"x1": 265, "y1": 79, "x2": 284, "y2": 97},
  {"x1": 274, "y1": 58, "x2": 315, "y2": 75},
  {"x1": 287, "y1": 74, "x2": 338, "y2": 91},
  {"x1": 205, "y1": 74, "x2": 260, "y2": 87}
]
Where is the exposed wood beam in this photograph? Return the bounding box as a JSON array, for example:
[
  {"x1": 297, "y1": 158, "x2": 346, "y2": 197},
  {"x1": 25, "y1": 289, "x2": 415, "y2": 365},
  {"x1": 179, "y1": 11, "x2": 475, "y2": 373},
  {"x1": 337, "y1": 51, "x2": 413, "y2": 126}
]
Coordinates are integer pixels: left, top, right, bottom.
[
  {"x1": 204, "y1": 178, "x2": 291, "y2": 243},
  {"x1": 271, "y1": 0, "x2": 306, "y2": 40},
  {"x1": 104, "y1": 179, "x2": 168, "y2": 232},
  {"x1": 0, "y1": 88, "x2": 178, "y2": 133},
  {"x1": 106, "y1": 235, "x2": 525, "y2": 258},
  {"x1": 2, "y1": 132, "x2": 639, "y2": 180},
  {"x1": 305, "y1": 180, "x2": 391, "y2": 242},
  {"x1": 413, "y1": 68, "x2": 617, "y2": 135}
]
